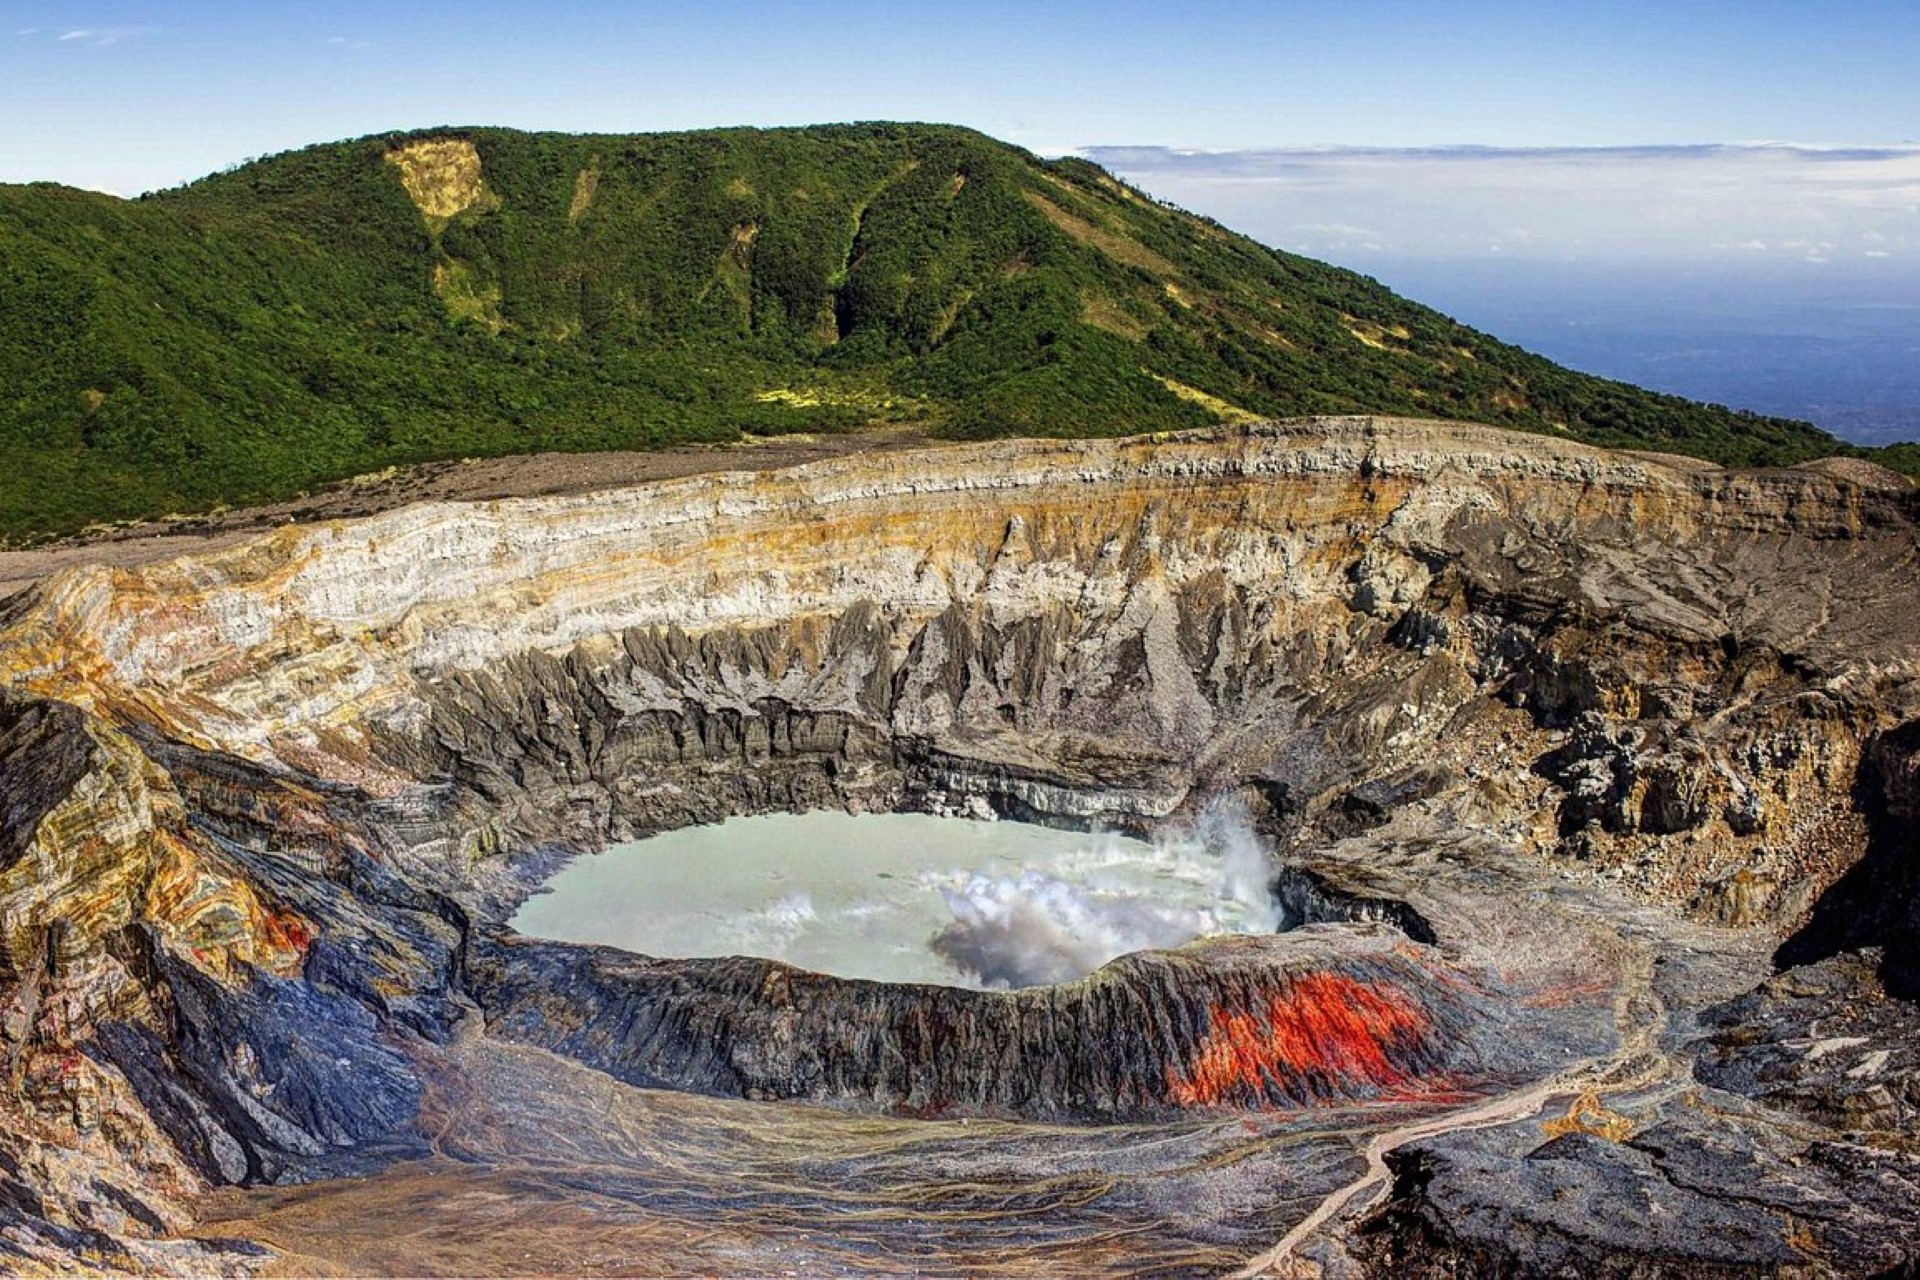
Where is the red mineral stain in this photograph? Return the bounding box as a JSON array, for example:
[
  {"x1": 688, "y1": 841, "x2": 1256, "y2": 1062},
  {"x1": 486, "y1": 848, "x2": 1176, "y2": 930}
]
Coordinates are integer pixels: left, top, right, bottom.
[
  {"x1": 1168, "y1": 972, "x2": 1432, "y2": 1107},
  {"x1": 261, "y1": 908, "x2": 315, "y2": 960}
]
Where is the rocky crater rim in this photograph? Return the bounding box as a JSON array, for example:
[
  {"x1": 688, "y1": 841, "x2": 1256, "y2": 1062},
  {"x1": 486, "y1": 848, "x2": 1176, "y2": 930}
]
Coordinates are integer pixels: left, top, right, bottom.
[
  {"x1": 458, "y1": 805, "x2": 1497, "y2": 1121},
  {"x1": 8, "y1": 415, "x2": 1915, "y2": 765},
  {"x1": 13, "y1": 417, "x2": 1913, "y2": 632},
  {"x1": 1, "y1": 414, "x2": 1918, "y2": 1267}
]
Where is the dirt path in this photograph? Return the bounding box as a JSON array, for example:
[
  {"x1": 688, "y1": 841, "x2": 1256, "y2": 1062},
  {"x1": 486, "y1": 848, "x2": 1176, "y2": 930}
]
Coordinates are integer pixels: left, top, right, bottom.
[{"x1": 0, "y1": 429, "x2": 928, "y2": 596}]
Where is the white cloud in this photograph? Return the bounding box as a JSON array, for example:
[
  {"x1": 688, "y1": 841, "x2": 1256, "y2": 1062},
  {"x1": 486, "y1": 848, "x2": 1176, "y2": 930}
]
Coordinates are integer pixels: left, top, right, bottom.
[
  {"x1": 1086, "y1": 144, "x2": 1920, "y2": 270},
  {"x1": 55, "y1": 27, "x2": 132, "y2": 46},
  {"x1": 1295, "y1": 221, "x2": 1374, "y2": 237}
]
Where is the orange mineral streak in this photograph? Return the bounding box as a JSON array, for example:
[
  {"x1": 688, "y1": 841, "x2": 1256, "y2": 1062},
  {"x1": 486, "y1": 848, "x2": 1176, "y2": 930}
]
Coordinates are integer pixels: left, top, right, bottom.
[
  {"x1": 1168, "y1": 972, "x2": 1432, "y2": 1107},
  {"x1": 1541, "y1": 1087, "x2": 1635, "y2": 1143},
  {"x1": 260, "y1": 908, "x2": 315, "y2": 965}
]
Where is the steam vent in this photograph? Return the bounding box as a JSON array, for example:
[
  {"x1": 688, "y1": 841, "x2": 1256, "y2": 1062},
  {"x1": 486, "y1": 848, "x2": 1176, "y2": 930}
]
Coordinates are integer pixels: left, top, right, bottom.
[{"x1": 2, "y1": 417, "x2": 1919, "y2": 1275}]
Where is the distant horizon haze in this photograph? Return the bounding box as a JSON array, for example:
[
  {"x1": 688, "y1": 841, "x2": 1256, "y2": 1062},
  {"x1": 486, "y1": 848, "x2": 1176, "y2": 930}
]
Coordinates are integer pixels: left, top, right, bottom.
[{"x1": 1091, "y1": 144, "x2": 1920, "y2": 447}]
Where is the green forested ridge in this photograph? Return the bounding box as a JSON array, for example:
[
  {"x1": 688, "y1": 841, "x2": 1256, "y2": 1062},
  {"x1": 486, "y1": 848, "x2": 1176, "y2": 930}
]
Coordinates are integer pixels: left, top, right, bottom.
[{"x1": 0, "y1": 123, "x2": 1905, "y2": 541}]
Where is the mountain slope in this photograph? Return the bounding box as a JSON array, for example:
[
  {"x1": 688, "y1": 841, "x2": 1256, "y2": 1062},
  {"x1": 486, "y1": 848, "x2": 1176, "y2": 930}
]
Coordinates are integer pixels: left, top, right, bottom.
[{"x1": 0, "y1": 123, "x2": 1894, "y2": 540}]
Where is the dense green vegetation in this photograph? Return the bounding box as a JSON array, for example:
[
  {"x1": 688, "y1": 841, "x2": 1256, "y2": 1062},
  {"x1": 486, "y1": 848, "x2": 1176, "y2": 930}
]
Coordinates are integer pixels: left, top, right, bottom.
[{"x1": 0, "y1": 123, "x2": 1907, "y2": 541}]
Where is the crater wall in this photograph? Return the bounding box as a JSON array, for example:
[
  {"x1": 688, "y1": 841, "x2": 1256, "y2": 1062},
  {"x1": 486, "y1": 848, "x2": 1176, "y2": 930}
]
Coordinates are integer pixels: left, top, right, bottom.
[{"x1": 1, "y1": 417, "x2": 1917, "y2": 1272}]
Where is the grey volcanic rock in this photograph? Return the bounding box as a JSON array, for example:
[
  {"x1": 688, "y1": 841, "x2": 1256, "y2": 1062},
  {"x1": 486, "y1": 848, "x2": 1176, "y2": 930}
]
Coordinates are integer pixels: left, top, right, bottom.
[
  {"x1": 1360, "y1": 1109, "x2": 1920, "y2": 1277},
  {"x1": 0, "y1": 419, "x2": 1917, "y2": 1273},
  {"x1": 1777, "y1": 718, "x2": 1920, "y2": 996},
  {"x1": 0, "y1": 696, "x2": 97, "y2": 884},
  {"x1": 470, "y1": 927, "x2": 1487, "y2": 1119},
  {"x1": 1697, "y1": 950, "x2": 1920, "y2": 1137}
]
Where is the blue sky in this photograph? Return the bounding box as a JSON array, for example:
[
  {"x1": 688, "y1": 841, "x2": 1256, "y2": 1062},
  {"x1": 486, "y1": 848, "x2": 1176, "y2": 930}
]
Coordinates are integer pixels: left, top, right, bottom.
[{"x1": 3, "y1": 1, "x2": 1917, "y2": 193}]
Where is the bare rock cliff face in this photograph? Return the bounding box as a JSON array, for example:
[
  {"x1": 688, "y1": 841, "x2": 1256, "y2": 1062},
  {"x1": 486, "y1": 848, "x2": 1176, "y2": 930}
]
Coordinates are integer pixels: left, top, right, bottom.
[{"x1": 1, "y1": 417, "x2": 1917, "y2": 1274}]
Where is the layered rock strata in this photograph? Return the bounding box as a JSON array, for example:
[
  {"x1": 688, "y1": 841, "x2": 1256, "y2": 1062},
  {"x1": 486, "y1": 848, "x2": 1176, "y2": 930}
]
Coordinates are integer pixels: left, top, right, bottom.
[{"x1": 0, "y1": 417, "x2": 1916, "y2": 1273}]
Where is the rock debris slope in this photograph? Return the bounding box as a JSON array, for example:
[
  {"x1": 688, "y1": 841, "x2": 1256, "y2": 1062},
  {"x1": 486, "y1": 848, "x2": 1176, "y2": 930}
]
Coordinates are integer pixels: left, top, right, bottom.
[{"x1": 0, "y1": 416, "x2": 1917, "y2": 1275}]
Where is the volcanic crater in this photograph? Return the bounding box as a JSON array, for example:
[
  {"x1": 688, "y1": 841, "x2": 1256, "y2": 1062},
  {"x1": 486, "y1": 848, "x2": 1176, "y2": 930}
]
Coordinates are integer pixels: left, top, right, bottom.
[{"x1": 2, "y1": 417, "x2": 1919, "y2": 1275}]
